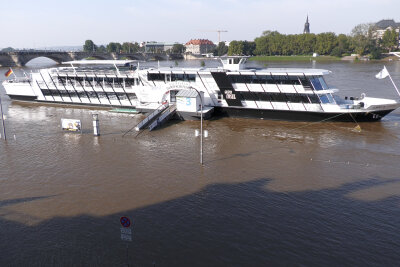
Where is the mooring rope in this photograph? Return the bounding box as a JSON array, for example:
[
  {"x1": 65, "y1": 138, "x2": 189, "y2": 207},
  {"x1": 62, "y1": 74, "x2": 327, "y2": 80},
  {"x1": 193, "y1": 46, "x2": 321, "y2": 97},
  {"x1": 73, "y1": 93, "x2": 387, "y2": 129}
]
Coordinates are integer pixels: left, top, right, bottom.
[{"x1": 290, "y1": 112, "x2": 347, "y2": 131}]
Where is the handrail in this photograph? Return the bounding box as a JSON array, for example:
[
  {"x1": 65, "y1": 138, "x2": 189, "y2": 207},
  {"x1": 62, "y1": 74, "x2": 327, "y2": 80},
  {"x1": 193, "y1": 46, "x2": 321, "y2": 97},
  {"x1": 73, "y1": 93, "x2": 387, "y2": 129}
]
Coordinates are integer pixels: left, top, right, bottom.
[
  {"x1": 149, "y1": 105, "x2": 177, "y2": 131},
  {"x1": 134, "y1": 103, "x2": 169, "y2": 131}
]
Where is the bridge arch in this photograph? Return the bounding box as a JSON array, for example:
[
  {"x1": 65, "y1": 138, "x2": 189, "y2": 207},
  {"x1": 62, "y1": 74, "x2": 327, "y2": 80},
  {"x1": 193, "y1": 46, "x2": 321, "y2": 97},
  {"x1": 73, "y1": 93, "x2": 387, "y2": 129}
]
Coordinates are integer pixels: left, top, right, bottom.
[
  {"x1": 7, "y1": 52, "x2": 73, "y2": 66},
  {"x1": 24, "y1": 57, "x2": 59, "y2": 66}
]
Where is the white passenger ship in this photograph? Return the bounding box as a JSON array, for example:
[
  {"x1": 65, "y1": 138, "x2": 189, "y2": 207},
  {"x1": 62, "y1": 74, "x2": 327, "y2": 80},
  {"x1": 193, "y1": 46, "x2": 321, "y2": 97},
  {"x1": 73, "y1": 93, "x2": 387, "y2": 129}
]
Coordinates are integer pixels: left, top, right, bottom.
[{"x1": 2, "y1": 58, "x2": 400, "y2": 122}]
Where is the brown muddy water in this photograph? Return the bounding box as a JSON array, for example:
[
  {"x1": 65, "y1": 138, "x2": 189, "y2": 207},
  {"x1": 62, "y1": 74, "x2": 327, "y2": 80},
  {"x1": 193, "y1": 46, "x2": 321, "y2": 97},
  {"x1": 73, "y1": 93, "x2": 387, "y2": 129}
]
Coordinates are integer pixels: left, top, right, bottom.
[{"x1": 1, "y1": 59, "x2": 400, "y2": 266}]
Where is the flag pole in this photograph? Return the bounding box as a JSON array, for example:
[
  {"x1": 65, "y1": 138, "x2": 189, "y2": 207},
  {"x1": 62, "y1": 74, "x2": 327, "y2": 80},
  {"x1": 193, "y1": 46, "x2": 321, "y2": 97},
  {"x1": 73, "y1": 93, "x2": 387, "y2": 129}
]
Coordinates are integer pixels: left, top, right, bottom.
[
  {"x1": 385, "y1": 66, "x2": 400, "y2": 97},
  {"x1": 11, "y1": 68, "x2": 17, "y2": 79}
]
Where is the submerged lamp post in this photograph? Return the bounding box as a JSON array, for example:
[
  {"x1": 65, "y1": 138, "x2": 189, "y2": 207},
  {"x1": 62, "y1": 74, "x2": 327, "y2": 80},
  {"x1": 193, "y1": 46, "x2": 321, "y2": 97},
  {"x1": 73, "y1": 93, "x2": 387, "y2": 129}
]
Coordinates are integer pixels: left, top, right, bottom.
[
  {"x1": 200, "y1": 91, "x2": 203, "y2": 165},
  {"x1": 0, "y1": 92, "x2": 6, "y2": 140},
  {"x1": 92, "y1": 114, "x2": 100, "y2": 136},
  {"x1": 192, "y1": 87, "x2": 204, "y2": 165}
]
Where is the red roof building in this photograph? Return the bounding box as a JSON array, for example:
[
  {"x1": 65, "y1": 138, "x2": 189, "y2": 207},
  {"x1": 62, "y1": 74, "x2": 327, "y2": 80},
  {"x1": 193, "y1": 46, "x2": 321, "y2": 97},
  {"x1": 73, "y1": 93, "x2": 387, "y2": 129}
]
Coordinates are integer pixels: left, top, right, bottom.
[{"x1": 185, "y1": 39, "x2": 216, "y2": 55}]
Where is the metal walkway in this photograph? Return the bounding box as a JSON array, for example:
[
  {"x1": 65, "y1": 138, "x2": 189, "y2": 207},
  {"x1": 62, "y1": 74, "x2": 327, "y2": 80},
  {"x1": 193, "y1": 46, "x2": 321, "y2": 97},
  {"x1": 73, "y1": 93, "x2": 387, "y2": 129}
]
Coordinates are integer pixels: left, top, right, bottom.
[
  {"x1": 134, "y1": 103, "x2": 176, "y2": 131},
  {"x1": 135, "y1": 103, "x2": 169, "y2": 131},
  {"x1": 148, "y1": 105, "x2": 177, "y2": 131}
]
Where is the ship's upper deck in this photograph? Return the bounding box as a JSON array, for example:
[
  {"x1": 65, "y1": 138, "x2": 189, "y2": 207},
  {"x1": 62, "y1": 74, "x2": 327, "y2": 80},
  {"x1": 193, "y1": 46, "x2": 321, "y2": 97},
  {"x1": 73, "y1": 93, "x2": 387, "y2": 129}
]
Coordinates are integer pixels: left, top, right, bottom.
[{"x1": 46, "y1": 59, "x2": 331, "y2": 78}]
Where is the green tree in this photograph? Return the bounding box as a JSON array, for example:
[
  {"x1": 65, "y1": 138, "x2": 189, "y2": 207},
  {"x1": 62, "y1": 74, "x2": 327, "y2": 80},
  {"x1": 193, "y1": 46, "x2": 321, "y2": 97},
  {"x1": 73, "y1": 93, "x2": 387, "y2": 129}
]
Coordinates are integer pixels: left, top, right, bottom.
[
  {"x1": 122, "y1": 42, "x2": 133, "y2": 53},
  {"x1": 214, "y1": 42, "x2": 228, "y2": 56},
  {"x1": 97, "y1": 45, "x2": 106, "y2": 52},
  {"x1": 243, "y1": 41, "x2": 256, "y2": 55},
  {"x1": 382, "y1": 29, "x2": 398, "y2": 52},
  {"x1": 337, "y1": 34, "x2": 350, "y2": 52},
  {"x1": 228, "y1": 41, "x2": 244, "y2": 55},
  {"x1": 330, "y1": 47, "x2": 343, "y2": 57},
  {"x1": 349, "y1": 23, "x2": 374, "y2": 56},
  {"x1": 121, "y1": 42, "x2": 140, "y2": 53},
  {"x1": 83, "y1": 40, "x2": 97, "y2": 52},
  {"x1": 369, "y1": 46, "x2": 382, "y2": 59},
  {"x1": 315, "y1": 32, "x2": 338, "y2": 55},
  {"x1": 298, "y1": 33, "x2": 317, "y2": 54},
  {"x1": 170, "y1": 44, "x2": 185, "y2": 54},
  {"x1": 254, "y1": 35, "x2": 270, "y2": 55},
  {"x1": 107, "y1": 42, "x2": 122, "y2": 53}
]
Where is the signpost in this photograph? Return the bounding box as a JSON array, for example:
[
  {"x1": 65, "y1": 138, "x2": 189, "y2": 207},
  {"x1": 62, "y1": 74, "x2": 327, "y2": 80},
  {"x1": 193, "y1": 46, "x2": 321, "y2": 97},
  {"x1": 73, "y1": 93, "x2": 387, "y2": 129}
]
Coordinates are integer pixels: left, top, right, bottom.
[
  {"x1": 120, "y1": 216, "x2": 133, "y2": 266},
  {"x1": 120, "y1": 216, "x2": 132, "y2": 241}
]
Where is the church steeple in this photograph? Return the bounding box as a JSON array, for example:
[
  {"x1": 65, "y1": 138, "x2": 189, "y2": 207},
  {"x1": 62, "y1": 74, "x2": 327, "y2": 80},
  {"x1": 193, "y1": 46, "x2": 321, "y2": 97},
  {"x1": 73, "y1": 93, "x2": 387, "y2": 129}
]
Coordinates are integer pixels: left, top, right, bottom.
[{"x1": 303, "y1": 15, "x2": 310, "y2": 34}]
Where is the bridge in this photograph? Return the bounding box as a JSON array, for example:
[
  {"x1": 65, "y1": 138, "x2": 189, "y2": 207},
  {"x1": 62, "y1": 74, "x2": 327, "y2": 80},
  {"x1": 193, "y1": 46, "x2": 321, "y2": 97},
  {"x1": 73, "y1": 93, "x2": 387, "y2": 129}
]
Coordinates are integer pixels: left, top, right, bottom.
[{"x1": 0, "y1": 51, "x2": 183, "y2": 67}]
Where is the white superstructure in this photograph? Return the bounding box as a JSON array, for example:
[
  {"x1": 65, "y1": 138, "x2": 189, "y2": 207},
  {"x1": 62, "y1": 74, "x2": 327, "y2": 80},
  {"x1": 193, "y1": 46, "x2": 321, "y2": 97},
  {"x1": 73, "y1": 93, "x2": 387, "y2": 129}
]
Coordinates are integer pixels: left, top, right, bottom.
[{"x1": 2, "y1": 58, "x2": 400, "y2": 122}]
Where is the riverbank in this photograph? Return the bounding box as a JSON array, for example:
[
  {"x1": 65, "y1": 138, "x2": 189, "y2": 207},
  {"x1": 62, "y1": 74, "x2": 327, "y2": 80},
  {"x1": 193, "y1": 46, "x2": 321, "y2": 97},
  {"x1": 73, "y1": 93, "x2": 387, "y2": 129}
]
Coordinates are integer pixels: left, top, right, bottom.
[
  {"x1": 249, "y1": 55, "x2": 341, "y2": 62},
  {"x1": 250, "y1": 55, "x2": 400, "y2": 62}
]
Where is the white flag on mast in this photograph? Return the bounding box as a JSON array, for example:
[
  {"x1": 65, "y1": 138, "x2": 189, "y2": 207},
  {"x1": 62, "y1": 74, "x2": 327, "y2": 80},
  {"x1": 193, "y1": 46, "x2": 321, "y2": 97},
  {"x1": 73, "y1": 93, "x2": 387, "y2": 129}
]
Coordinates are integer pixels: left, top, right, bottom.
[{"x1": 376, "y1": 66, "x2": 389, "y2": 79}]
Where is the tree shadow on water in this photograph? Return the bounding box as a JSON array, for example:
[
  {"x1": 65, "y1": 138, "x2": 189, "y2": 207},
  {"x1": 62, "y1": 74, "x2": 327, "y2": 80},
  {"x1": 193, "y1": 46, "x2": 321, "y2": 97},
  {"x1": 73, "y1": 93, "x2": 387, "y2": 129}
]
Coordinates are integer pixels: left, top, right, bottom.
[{"x1": 0, "y1": 179, "x2": 399, "y2": 267}]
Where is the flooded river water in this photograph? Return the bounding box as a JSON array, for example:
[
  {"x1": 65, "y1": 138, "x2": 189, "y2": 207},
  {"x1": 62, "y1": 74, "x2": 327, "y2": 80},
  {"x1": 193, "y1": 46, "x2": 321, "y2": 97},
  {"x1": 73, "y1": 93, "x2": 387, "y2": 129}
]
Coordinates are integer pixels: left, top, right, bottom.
[{"x1": 1, "y1": 58, "x2": 400, "y2": 266}]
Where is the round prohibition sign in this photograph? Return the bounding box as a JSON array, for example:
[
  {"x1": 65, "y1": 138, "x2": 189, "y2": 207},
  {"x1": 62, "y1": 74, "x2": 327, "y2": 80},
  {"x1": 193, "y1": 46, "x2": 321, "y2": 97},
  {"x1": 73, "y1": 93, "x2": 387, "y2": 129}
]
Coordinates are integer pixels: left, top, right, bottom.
[{"x1": 120, "y1": 216, "x2": 131, "y2": 228}]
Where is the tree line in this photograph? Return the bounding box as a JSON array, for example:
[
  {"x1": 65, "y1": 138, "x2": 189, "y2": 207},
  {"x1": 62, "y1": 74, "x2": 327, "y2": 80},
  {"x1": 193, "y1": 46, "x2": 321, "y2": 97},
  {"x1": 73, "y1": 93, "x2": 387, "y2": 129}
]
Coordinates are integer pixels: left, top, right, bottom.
[
  {"x1": 83, "y1": 40, "x2": 142, "y2": 53},
  {"x1": 226, "y1": 23, "x2": 399, "y2": 59},
  {"x1": 83, "y1": 40, "x2": 186, "y2": 54},
  {"x1": 83, "y1": 23, "x2": 399, "y2": 59}
]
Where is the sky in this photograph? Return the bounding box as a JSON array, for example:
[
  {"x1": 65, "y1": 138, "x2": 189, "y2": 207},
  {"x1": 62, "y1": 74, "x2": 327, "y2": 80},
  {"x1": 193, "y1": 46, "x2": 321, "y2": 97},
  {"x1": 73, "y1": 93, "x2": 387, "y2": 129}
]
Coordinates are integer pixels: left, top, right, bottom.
[{"x1": 0, "y1": 0, "x2": 399, "y2": 49}]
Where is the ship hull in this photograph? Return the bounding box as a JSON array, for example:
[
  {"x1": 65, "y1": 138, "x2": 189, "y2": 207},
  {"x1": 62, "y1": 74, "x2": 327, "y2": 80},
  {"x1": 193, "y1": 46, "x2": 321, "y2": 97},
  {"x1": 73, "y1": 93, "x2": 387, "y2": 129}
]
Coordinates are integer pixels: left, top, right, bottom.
[{"x1": 218, "y1": 107, "x2": 395, "y2": 122}]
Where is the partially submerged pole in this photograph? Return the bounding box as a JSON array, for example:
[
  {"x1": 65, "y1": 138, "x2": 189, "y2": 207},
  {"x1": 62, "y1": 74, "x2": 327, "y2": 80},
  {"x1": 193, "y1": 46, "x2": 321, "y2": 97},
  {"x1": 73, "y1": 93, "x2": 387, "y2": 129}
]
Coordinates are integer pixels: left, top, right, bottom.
[
  {"x1": 0, "y1": 93, "x2": 6, "y2": 140},
  {"x1": 200, "y1": 94, "x2": 203, "y2": 165},
  {"x1": 93, "y1": 114, "x2": 100, "y2": 136}
]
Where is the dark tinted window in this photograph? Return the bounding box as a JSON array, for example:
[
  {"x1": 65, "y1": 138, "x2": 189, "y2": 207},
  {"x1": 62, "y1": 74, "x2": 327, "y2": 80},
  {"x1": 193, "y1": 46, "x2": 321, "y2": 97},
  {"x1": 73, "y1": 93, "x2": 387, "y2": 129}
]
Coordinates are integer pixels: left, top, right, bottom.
[{"x1": 148, "y1": 73, "x2": 165, "y2": 81}]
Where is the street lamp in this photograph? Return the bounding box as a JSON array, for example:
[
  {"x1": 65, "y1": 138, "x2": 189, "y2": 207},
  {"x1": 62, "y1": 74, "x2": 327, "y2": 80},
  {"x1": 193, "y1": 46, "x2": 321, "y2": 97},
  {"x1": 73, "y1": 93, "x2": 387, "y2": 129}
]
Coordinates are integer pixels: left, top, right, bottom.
[
  {"x1": 191, "y1": 87, "x2": 204, "y2": 165},
  {"x1": 0, "y1": 92, "x2": 6, "y2": 140}
]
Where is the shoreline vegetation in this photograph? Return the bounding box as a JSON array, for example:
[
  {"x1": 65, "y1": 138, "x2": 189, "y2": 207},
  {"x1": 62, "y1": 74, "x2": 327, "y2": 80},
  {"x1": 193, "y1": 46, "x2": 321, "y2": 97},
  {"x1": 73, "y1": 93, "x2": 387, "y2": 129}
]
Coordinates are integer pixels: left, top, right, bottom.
[
  {"x1": 249, "y1": 55, "x2": 400, "y2": 62},
  {"x1": 249, "y1": 55, "x2": 341, "y2": 62},
  {"x1": 226, "y1": 23, "x2": 399, "y2": 61}
]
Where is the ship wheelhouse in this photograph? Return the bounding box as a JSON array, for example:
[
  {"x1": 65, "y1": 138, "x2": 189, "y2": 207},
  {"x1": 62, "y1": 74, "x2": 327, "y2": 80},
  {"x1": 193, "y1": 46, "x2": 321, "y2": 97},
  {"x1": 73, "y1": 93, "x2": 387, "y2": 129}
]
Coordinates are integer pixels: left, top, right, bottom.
[{"x1": 216, "y1": 68, "x2": 338, "y2": 113}]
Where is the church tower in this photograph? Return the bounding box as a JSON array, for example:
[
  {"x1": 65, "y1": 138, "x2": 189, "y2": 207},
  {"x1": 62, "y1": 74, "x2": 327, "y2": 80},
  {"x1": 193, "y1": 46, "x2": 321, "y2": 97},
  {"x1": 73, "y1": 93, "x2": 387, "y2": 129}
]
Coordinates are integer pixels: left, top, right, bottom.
[{"x1": 303, "y1": 15, "x2": 310, "y2": 34}]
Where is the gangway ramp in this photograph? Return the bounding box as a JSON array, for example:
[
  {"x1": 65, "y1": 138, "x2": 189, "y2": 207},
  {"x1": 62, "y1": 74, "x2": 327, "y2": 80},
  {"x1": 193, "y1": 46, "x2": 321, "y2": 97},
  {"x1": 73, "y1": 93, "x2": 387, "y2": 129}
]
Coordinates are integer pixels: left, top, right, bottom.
[
  {"x1": 148, "y1": 105, "x2": 177, "y2": 131},
  {"x1": 135, "y1": 103, "x2": 169, "y2": 131}
]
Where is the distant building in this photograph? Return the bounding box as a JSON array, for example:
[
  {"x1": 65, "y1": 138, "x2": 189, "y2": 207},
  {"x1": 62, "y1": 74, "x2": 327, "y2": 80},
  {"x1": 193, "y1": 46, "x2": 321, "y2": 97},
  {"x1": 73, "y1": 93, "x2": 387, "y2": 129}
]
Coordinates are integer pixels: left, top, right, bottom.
[
  {"x1": 141, "y1": 42, "x2": 179, "y2": 53},
  {"x1": 373, "y1": 19, "x2": 400, "y2": 38},
  {"x1": 185, "y1": 39, "x2": 216, "y2": 55},
  {"x1": 303, "y1": 15, "x2": 310, "y2": 34},
  {"x1": 372, "y1": 19, "x2": 400, "y2": 45}
]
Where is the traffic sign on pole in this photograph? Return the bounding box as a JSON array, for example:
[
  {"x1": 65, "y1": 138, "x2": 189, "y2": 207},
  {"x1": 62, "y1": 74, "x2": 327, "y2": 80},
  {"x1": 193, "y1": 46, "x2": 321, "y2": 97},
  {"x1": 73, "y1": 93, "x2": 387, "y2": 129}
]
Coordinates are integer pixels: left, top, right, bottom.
[
  {"x1": 120, "y1": 216, "x2": 131, "y2": 228},
  {"x1": 120, "y1": 216, "x2": 133, "y2": 242}
]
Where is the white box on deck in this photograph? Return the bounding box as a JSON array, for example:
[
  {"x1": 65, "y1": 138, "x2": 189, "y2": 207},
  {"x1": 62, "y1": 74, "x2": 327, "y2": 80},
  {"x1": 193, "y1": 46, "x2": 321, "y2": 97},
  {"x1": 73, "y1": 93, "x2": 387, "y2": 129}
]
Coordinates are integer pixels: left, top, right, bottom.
[{"x1": 176, "y1": 90, "x2": 202, "y2": 112}]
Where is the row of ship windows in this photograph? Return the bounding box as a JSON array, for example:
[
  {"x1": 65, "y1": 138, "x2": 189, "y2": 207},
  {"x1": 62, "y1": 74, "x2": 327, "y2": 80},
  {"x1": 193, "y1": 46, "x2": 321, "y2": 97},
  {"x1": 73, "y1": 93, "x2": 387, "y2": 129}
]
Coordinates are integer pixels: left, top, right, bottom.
[
  {"x1": 40, "y1": 89, "x2": 138, "y2": 100},
  {"x1": 147, "y1": 73, "x2": 196, "y2": 82},
  {"x1": 224, "y1": 91, "x2": 323, "y2": 104},
  {"x1": 55, "y1": 75, "x2": 328, "y2": 92},
  {"x1": 227, "y1": 76, "x2": 329, "y2": 91},
  {"x1": 57, "y1": 77, "x2": 139, "y2": 87},
  {"x1": 146, "y1": 73, "x2": 328, "y2": 91},
  {"x1": 228, "y1": 75, "x2": 306, "y2": 85}
]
